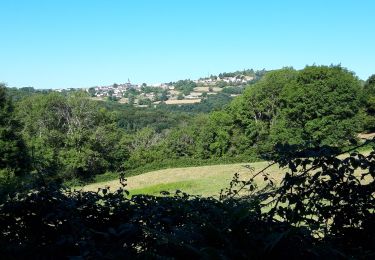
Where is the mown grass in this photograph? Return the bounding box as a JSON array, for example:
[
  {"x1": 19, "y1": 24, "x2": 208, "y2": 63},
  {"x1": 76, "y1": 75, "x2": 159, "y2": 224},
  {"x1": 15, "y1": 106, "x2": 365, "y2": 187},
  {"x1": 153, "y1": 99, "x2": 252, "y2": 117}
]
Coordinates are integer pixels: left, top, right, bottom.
[
  {"x1": 83, "y1": 161, "x2": 284, "y2": 197},
  {"x1": 81, "y1": 145, "x2": 373, "y2": 197},
  {"x1": 89, "y1": 142, "x2": 374, "y2": 185},
  {"x1": 130, "y1": 180, "x2": 198, "y2": 196},
  {"x1": 92, "y1": 155, "x2": 259, "y2": 184}
]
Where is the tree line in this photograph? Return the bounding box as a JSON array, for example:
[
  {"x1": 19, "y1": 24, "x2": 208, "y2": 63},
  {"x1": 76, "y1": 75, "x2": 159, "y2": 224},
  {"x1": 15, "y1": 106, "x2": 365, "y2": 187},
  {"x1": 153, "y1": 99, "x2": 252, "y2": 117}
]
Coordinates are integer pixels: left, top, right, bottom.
[{"x1": 1, "y1": 65, "x2": 375, "y2": 188}]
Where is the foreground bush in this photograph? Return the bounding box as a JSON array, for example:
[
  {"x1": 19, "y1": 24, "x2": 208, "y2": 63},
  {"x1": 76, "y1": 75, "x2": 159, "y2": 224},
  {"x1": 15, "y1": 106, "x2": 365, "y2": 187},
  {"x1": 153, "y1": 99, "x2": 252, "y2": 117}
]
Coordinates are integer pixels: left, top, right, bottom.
[
  {"x1": 1, "y1": 143, "x2": 374, "y2": 259},
  {"x1": 0, "y1": 186, "x2": 340, "y2": 259}
]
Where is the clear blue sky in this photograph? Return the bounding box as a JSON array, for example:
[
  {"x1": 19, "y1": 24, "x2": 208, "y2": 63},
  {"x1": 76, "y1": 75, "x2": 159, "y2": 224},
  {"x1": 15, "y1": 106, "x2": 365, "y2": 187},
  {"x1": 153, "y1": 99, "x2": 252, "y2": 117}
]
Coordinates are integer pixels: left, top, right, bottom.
[{"x1": 0, "y1": 0, "x2": 374, "y2": 89}]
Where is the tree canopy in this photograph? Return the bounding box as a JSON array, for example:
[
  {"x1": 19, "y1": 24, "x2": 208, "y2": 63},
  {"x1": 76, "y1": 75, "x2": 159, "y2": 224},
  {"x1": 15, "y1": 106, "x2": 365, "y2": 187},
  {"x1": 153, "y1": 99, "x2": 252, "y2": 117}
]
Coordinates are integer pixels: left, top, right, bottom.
[
  {"x1": 0, "y1": 84, "x2": 30, "y2": 176},
  {"x1": 363, "y1": 74, "x2": 375, "y2": 131},
  {"x1": 271, "y1": 65, "x2": 362, "y2": 147}
]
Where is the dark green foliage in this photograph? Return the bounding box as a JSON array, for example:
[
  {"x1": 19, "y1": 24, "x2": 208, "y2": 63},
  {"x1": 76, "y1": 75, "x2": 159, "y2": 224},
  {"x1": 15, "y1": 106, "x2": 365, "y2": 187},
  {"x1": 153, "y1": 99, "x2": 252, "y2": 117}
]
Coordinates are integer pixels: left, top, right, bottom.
[
  {"x1": 0, "y1": 184, "x2": 290, "y2": 258},
  {"x1": 107, "y1": 95, "x2": 120, "y2": 102},
  {"x1": 162, "y1": 126, "x2": 197, "y2": 158},
  {"x1": 1, "y1": 145, "x2": 374, "y2": 258},
  {"x1": 363, "y1": 74, "x2": 375, "y2": 131},
  {"x1": 88, "y1": 87, "x2": 96, "y2": 97},
  {"x1": 6, "y1": 86, "x2": 52, "y2": 102},
  {"x1": 15, "y1": 91, "x2": 129, "y2": 181},
  {"x1": 0, "y1": 85, "x2": 31, "y2": 202},
  {"x1": 109, "y1": 103, "x2": 192, "y2": 133},
  {"x1": 159, "y1": 93, "x2": 233, "y2": 113},
  {"x1": 272, "y1": 65, "x2": 362, "y2": 147},
  {"x1": 222, "y1": 142, "x2": 375, "y2": 258},
  {"x1": 173, "y1": 79, "x2": 197, "y2": 95},
  {"x1": 270, "y1": 146, "x2": 375, "y2": 239},
  {"x1": 218, "y1": 68, "x2": 263, "y2": 79},
  {"x1": 214, "y1": 80, "x2": 228, "y2": 88},
  {"x1": 364, "y1": 74, "x2": 375, "y2": 95},
  {"x1": 226, "y1": 65, "x2": 364, "y2": 156},
  {"x1": 222, "y1": 85, "x2": 245, "y2": 94},
  {"x1": 177, "y1": 92, "x2": 184, "y2": 100},
  {"x1": 230, "y1": 68, "x2": 298, "y2": 152},
  {"x1": 0, "y1": 85, "x2": 30, "y2": 176},
  {"x1": 199, "y1": 111, "x2": 234, "y2": 157}
]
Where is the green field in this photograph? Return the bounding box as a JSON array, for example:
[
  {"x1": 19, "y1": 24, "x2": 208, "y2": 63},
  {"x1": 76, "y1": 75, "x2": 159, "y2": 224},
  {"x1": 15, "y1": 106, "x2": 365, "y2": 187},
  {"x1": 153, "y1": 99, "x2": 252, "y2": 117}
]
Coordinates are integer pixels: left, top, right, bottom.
[
  {"x1": 83, "y1": 161, "x2": 284, "y2": 197},
  {"x1": 81, "y1": 146, "x2": 373, "y2": 197}
]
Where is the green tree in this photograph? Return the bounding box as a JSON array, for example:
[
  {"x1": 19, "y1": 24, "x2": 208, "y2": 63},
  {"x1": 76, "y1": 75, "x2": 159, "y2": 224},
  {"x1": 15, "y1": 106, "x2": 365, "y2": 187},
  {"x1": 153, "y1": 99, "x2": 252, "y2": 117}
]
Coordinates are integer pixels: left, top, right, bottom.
[
  {"x1": 138, "y1": 98, "x2": 152, "y2": 106},
  {"x1": 363, "y1": 74, "x2": 375, "y2": 131},
  {"x1": 15, "y1": 91, "x2": 109, "y2": 180},
  {"x1": 89, "y1": 124, "x2": 130, "y2": 172},
  {"x1": 222, "y1": 86, "x2": 244, "y2": 95},
  {"x1": 174, "y1": 80, "x2": 197, "y2": 96},
  {"x1": 194, "y1": 112, "x2": 233, "y2": 158},
  {"x1": 0, "y1": 84, "x2": 31, "y2": 202},
  {"x1": 123, "y1": 127, "x2": 164, "y2": 169},
  {"x1": 215, "y1": 80, "x2": 227, "y2": 88},
  {"x1": 159, "y1": 90, "x2": 168, "y2": 101},
  {"x1": 15, "y1": 93, "x2": 67, "y2": 175},
  {"x1": 128, "y1": 95, "x2": 135, "y2": 106},
  {"x1": 0, "y1": 84, "x2": 30, "y2": 177},
  {"x1": 88, "y1": 87, "x2": 96, "y2": 97},
  {"x1": 229, "y1": 68, "x2": 297, "y2": 151},
  {"x1": 271, "y1": 65, "x2": 362, "y2": 147},
  {"x1": 177, "y1": 93, "x2": 184, "y2": 100},
  {"x1": 162, "y1": 126, "x2": 196, "y2": 158}
]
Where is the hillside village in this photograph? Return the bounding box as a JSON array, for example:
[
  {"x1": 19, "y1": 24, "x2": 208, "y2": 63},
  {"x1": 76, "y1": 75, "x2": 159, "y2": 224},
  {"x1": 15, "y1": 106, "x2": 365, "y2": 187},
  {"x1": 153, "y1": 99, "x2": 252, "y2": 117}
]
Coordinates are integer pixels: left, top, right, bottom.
[{"x1": 79, "y1": 70, "x2": 262, "y2": 106}]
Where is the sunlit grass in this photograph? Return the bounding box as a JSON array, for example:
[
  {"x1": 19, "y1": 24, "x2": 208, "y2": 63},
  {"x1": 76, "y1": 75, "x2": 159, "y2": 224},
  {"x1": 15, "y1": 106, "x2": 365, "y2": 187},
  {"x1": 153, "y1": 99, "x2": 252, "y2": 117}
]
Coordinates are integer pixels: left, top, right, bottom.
[
  {"x1": 82, "y1": 148, "x2": 373, "y2": 197},
  {"x1": 83, "y1": 162, "x2": 284, "y2": 197}
]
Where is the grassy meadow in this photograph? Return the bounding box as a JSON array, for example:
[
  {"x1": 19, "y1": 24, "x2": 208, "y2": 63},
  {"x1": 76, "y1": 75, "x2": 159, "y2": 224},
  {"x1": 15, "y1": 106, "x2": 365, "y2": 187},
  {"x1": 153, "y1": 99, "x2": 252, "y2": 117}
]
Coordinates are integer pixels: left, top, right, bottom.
[
  {"x1": 83, "y1": 161, "x2": 285, "y2": 197},
  {"x1": 81, "y1": 146, "x2": 373, "y2": 197}
]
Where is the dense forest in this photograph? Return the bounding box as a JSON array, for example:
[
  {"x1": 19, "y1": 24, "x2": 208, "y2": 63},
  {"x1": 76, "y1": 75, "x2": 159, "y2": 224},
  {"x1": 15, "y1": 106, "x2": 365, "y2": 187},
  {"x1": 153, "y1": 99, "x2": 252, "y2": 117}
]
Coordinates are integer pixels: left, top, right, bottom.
[{"x1": 1, "y1": 65, "x2": 375, "y2": 258}]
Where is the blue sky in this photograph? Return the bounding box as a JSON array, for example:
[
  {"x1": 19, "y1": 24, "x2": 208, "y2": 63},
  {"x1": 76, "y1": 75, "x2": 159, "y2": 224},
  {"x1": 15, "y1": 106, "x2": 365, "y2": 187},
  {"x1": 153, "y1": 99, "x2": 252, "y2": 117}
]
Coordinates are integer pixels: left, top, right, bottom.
[{"x1": 0, "y1": 0, "x2": 374, "y2": 89}]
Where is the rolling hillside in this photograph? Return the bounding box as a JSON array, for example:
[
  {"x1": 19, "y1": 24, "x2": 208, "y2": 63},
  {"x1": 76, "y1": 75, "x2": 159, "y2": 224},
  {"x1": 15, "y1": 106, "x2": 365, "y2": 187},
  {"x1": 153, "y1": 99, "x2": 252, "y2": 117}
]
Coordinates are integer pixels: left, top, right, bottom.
[{"x1": 83, "y1": 162, "x2": 284, "y2": 197}]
